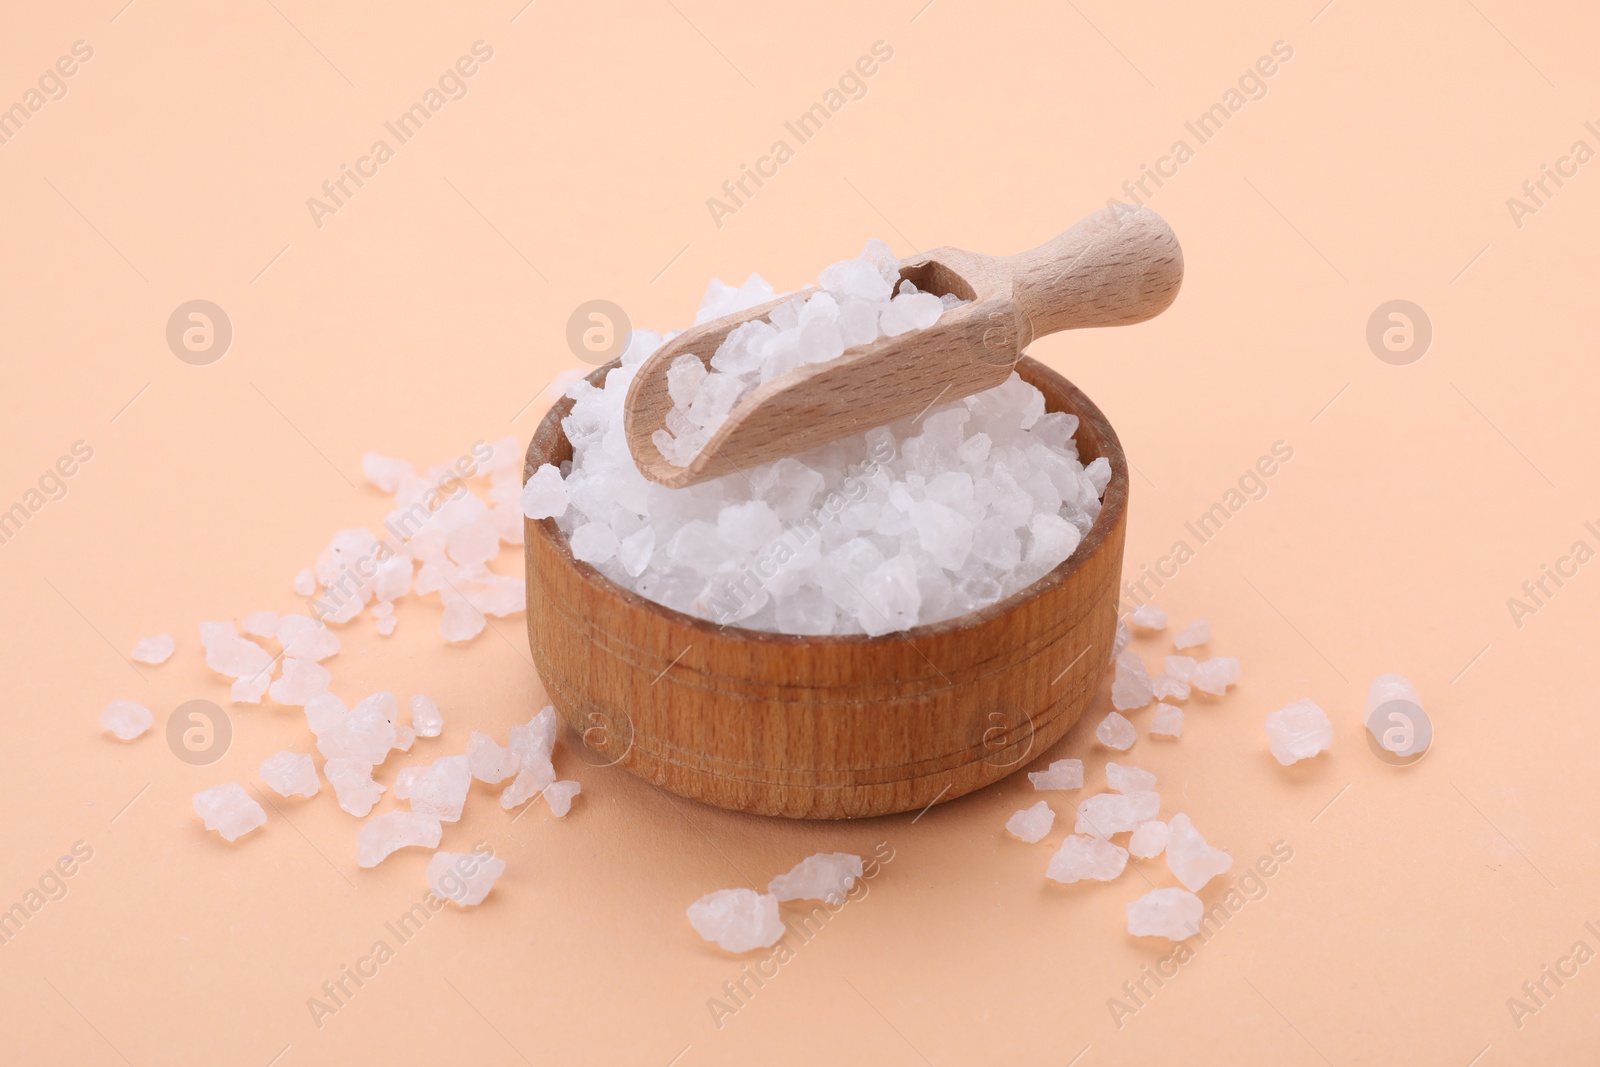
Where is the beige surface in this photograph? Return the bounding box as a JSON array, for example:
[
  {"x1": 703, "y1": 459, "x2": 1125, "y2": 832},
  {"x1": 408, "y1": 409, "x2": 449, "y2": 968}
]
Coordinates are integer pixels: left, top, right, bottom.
[{"x1": 2, "y1": 1, "x2": 1597, "y2": 1064}]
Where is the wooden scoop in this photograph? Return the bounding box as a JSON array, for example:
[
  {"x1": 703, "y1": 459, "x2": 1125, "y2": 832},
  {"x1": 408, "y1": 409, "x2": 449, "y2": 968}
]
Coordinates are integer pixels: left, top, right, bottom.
[{"x1": 624, "y1": 204, "x2": 1182, "y2": 489}]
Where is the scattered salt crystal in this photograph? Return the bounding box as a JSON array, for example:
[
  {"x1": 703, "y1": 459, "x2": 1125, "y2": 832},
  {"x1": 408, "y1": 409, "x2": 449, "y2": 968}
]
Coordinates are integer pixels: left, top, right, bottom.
[
  {"x1": 277, "y1": 614, "x2": 340, "y2": 661},
  {"x1": 1096, "y1": 711, "x2": 1137, "y2": 751},
  {"x1": 304, "y1": 692, "x2": 346, "y2": 736},
  {"x1": 1127, "y1": 887, "x2": 1203, "y2": 940},
  {"x1": 130, "y1": 634, "x2": 175, "y2": 664},
  {"x1": 1151, "y1": 666, "x2": 1191, "y2": 701},
  {"x1": 293, "y1": 568, "x2": 317, "y2": 596},
  {"x1": 1076, "y1": 791, "x2": 1159, "y2": 838},
  {"x1": 410, "y1": 695, "x2": 444, "y2": 738},
  {"x1": 1191, "y1": 656, "x2": 1240, "y2": 696},
  {"x1": 231, "y1": 673, "x2": 271, "y2": 705},
  {"x1": 1111, "y1": 649, "x2": 1154, "y2": 711},
  {"x1": 363, "y1": 453, "x2": 414, "y2": 493},
  {"x1": 392, "y1": 765, "x2": 424, "y2": 800},
  {"x1": 240, "y1": 611, "x2": 279, "y2": 639},
  {"x1": 408, "y1": 755, "x2": 471, "y2": 822},
  {"x1": 440, "y1": 598, "x2": 485, "y2": 643},
  {"x1": 467, "y1": 732, "x2": 519, "y2": 784},
  {"x1": 317, "y1": 695, "x2": 397, "y2": 764},
  {"x1": 373, "y1": 556, "x2": 412, "y2": 602},
  {"x1": 1006, "y1": 801, "x2": 1055, "y2": 844},
  {"x1": 1129, "y1": 604, "x2": 1167, "y2": 631},
  {"x1": 192, "y1": 783, "x2": 267, "y2": 842},
  {"x1": 521, "y1": 463, "x2": 568, "y2": 520},
  {"x1": 269, "y1": 657, "x2": 331, "y2": 706},
  {"x1": 427, "y1": 851, "x2": 506, "y2": 906},
  {"x1": 568, "y1": 522, "x2": 621, "y2": 564},
  {"x1": 1128, "y1": 820, "x2": 1170, "y2": 859},
  {"x1": 686, "y1": 888, "x2": 784, "y2": 952},
  {"x1": 768, "y1": 852, "x2": 863, "y2": 904},
  {"x1": 1105, "y1": 762, "x2": 1157, "y2": 794},
  {"x1": 375, "y1": 614, "x2": 397, "y2": 636},
  {"x1": 1046, "y1": 834, "x2": 1129, "y2": 884},
  {"x1": 544, "y1": 780, "x2": 581, "y2": 817},
  {"x1": 325, "y1": 759, "x2": 385, "y2": 817},
  {"x1": 1111, "y1": 618, "x2": 1131, "y2": 661},
  {"x1": 260, "y1": 751, "x2": 319, "y2": 797},
  {"x1": 1165, "y1": 813, "x2": 1232, "y2": 891},
  {"x1": 1173, "y1": 619, "x2": 1211, "y2": 649},
  {"x1": 1265, "y1": 699, "x2": 1333, "y2": 765},
  {"x1": 392, "y1": 724, "x2": 415, "y2": 751},
  {"x1": 100, "y1": 699, "x2": 152, "y2": 740},
  {"x1": 357, "y1": 812, "x2": 443, "y2": 867},
  {"x1": 501, "y1": 707, "x2": 559, "y2": 809},
  {"x1": 1028, "y1": 759, "x2": 1084, "y2": 791},
  {"x1": 1365, "y1": 673, "x2": 1422, "y2": 717},
  {"x1": 1150, "y1": 703, "x2": 1184, "y2": 738},
  {"x1": 199, "y1": 621, "x2": 273, "y2": 680}
]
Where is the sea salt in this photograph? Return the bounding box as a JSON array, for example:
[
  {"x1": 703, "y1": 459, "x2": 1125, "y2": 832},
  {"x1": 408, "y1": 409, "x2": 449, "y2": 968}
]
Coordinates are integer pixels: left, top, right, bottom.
[
  {"x1": 293, "y1": 568, "x2": 317, "y2": 596},
  {"x1": 1076, "y1": 791, "x2": 1160, "y2": 838},
  {"x1": 317, "y1": 696, "x2": 397, "y2": 764},
  {"x1": 304, "y1": 692, "x2": 346, "y2": 736},
  {"x1": 260, "y1": 751, "x2": 319, "y2": 797},
  {"x1": 410, "y1": 695, "x2": 444, "y2": 737},
  {"x1": 1365, "y1": 673, "x2": 1422, "y2": 717},
  {"x1": 1173, "y1": 619, "x2": 1211, "y2": 650},
  {"x1": 1028, "y1": 759, "x2": 1083, "y2": 791},
  {"x1": 1006, "y1": 801, "x2": 1055, "y2": 844},
  {"x1": 325, "y1": 759, "x2": 385, "y2": 817},
  {"x1": 130, "y1": 634, "x2": 175, "y2": 664},
  {"x1": 521, "y1": 463, "x2": 569, "y2": 521},
  {"x1": 769, "y1": 852, "x2": 864, "y2": 904},
  {"x1": 427, "y1": 851, "x2": 506, "y2": 906},
  {"x1": 1152, "y1": 655, "x2": 1194, "y2": 700},
  {"x1": 1096, "y1": 711, "x2": 1137, "y2": 751},
  {"x1": 277, "y1": 614, "x2": 340, "y2": 661},
  {"x1": 1150, "y1": 703, "x2": 1184, "y2": 738},
  {"x1": 1165, "y1": 813, "x2": 1232, "y2": 891},
  {"x1": 687, "y1": 888, "x2": 785, "y2": 952},
  {"x1": 1110, "y1": 649, "x2": 1153, "y2": 711},
  {"x1": 240, "y1": 611, "x2": 279, "y2": 639},
  {"x1": 501, "y1": 707, "x2": 559, "y2": 809},
  {"x1": 231, "y1": 673, "x2": 271, "y2": 704},
  {"x1": 547, "y1": 257, "x2": 1106, "y2": 636},
  {"x1": 467, "y1": 731, "x2": 519, "y2": 784},
  {"x1": 1111, "y1": 618, "x2": 1131, "y2": 661},
  {"x1": 100, "y1": 699, "x2": 152, "y2": 740},
  {"x1": 408, "y1": 755, "x2": 471, "y2": 822},
  {"x1": 1191, "y1": 656, "x2": 1240, "y2": 696},
  {"x1": 544, "y1": 780, "x2": 582, "y2": 817},
  {"x1": 1127, "y1": 887, "x2": 1203, "y2": 940},
  {"x1": 1128, "y1": 820, "x2": 1170, "y2": 859},
  {"x1": 1264, "y1": 699, "x2": 1333, "y2": 765},
  {"x1": 357, "y1": 812, "x2": 442, "y2": 867},
  {"x1": 269, "y1": 657, "x2": 331, "y2": 706},
  {"x1": 192, "y1": 783, "x2": 267, "y2": 842},
  {"x1": 1046, "y1": 834, "x2": 1128, "y2": 884},
  {"x1": 1105, "y1": 762, "x2": 1157, "y2": 794},
  {"x1": 1129, "y1": 604, "x2": 1167, "y2": 631},
  {"x1": 199, "y1": 621, "x2": 273, "y2": 680}
]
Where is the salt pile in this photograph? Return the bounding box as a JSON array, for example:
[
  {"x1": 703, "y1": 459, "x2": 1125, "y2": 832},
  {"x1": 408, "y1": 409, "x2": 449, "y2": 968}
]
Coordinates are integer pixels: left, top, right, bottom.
[
  {"x1": 1006, "y1": 801, "x2": 1055, "y2": 843},
  {"x1": 528, "y1": 245, "x2": 1112, "y2": 635},
  {"x1": 100, "y1": 699, "x2": 152, "y2": 741},
  {"x1": 687, "y1": 888, "x2": 785, "y2": 953},
  {"x1": 768, "y1": 852, "x2": 864, "y2": 904},
  {"x1": 1264, "y1": 699, "x2": 1333, "y2": 765},
  {"x1": 193, "y1": 783, "x2": 266, "y2": 842}
]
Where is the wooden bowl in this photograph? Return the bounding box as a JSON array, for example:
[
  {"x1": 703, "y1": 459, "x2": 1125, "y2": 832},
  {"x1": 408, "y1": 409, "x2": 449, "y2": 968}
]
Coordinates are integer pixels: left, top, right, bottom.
[{"x1": 523, "y1": 355, "x2": 1128, "y2": 819}]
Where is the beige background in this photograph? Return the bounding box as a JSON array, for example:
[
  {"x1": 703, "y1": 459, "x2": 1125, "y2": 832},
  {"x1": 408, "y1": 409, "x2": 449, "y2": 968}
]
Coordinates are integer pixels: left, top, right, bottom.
[{"x1": 2, "y1": 0, "x2": 1597, "y2": 1063}]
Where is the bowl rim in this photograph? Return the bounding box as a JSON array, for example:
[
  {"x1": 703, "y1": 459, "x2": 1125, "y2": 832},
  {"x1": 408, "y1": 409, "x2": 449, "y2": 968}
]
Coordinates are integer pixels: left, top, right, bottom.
[{"x1": 525, "y1": 354, "x2": 1128, "y2": 647}]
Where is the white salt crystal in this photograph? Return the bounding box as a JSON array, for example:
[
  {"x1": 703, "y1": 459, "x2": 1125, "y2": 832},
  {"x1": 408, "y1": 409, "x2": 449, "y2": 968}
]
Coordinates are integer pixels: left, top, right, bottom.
[
  {"x1": 260, "y1": 751, "x2": 319, "y2": 797},
  {"x1": 501, "y1": 707, "x2": 560, "y2": 809},
  {"x1": 269, "y1": 657, "x2": 331, "y2": 706},
  {"x1": 325, "y1": 759, "x2": 385, "y2": 817},
  {"x1": 427, "y1": 851, "x2": 506, "y2": 906},
  {"x1": 373, "y1": 556, "x2": 412, "y2": 602},
  {"x1": 1129, "y1": 604, "x2": 1168, "y2": 631},
  {"x1": 1111, "y1": 618, "x2": 1131, "y2": 661},
  {"x1": 1046, "y1": 834, "x2": 1128, "y2": 884},
  {"x1": 1096, "y1": 711, "x2": 1137, "y2": 751},
  {"x1": 1111, "y1": 649, "x2": 1154, "y2": 711},
  {"x1": 467, "y1": 732, "x2": 519, "y2": 784},
  {"x1": 1191, "y1": 657, "x2": 1240, "y2": 696},
  {"x1": 768, "y1": 852, "x2": 864, "y2": 904},
  {"x1": 199, "y1": 621, "x2": 273, "y2": 680},
  {"x1": 1165, "y1": 813, "x2": 1232, "y2": 891},
  {"x1": 231, "y1": 673, "x2": 271, "y2": 704},
  {"x1": 1127, "y1": 820, "x2": 1169, "y2": 859},
  {"x1": 293, "y1": 568, "x2": 317, "y2": 596},
  {"x1": 521, "y1": 463, "x2": 568, "y2": 520},
  {"x1": 357, "y1": 812, "x2": 443, "y2": 867},
  {"x1": 1151, "y1": 668, "x2": 1190, "y2": 701},
  {"x1": 1173, "y1": 619, "x2": 1211, "y2": 649},
  {"x1": 100, "y1": 699, "x2": 152, "y2": 740},
  {"x1": 1127, "y1": 887, "x2": 1203, "y2": 940},
  {"x1": 375, "y1": 614, "x2": 397, "y2": 637},
  {"x1": 1106, "y1": 762, "x2": 1157, "y2": 794},
  {"x1": 410, "y1": 695, "x2": 444, "y2": 738},
  {"x1": 408, "y1": 755, "x2": 471, "y2": 822},
  {"x1": 1265, "y1": 699, "x2": 1333, "y2": 765},
  {"x1": 1026, "y1": 513, "x2": 1082, "y2": 568},
  {"x1": 879, "y1": 290, "x2": 943, "y2": 336},
  {"x1": 544, "y1": 780, "x2": 581, "y2": 817},
  {"x1": 130, "y1": 634, "x2": 175, "y2": 664},
  {"x1": 392, "y1": 724, "x2": 415, "y2": 751},
  {"x1": 304, "y1": 692, "x2": 346, "y2": 736},
  {"x1": 1365, "y1": 673, "x2": 1422, "y2": 717},
  {"x1": 240, "y1": 611, "x2": 279, "y2": 639},
  {"x1": 192, "y1": 783, "x2": 267, "y2": 842},
  {"x1": 363, "y1": 453, "x2": 414, "y2": 493},
  {"x1": 392, "y1": 765, "x2": 424, "y2": 800},
  {"x1": 440, "y1": 598, "x2": 486, "y2": 643},
  {"x1": 1028, "y1": 759, "x2": 1083, "y2": 791},
  {"x1": 686, "y1": 888, "x2": 784, "y2": 952},
  {"x1": 1150, "y1": 703, "x2": 1184, "y2": 738},
  {"x1": 1076, "y1": 791, "x2": 1159, "y2": 838},
  {"x1": 277, "y1": 614, "x2": 339, "y2": 661},
  {"x1": 317, "y1": 697, "x2": 397, "y2": 764},
  {"x1": 1006, "y1": 801, "x2": 1055, "y2": 844}
]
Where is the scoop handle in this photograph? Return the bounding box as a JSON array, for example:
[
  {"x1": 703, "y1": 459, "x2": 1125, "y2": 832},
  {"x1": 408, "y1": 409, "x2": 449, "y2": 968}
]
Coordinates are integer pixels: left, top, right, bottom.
[{"x1": 1008, "y1": 205, "x2": 1184, "y2": 339}]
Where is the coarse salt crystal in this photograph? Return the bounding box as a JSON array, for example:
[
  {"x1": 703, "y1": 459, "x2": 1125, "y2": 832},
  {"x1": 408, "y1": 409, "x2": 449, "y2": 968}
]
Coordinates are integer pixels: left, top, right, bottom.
[
  {"x1": 130, "y1": 635, "x2": 175, "y2": 664},
  {"x1": 193, "y1": 783, "x2": 267, "y2": 842},
  {"x1": 1165, "y1": 813, "x2": 1232, "y2": 891},
  {"x1": 99, "y1": 699, "x2": 153, "y2": 740},
  {"x1": 1264, "y1": 699, "x2": 1333, "y2": 765},
  {"x1": 1173, "y1": 619, "x2": 1211, "y2": 650},
  {"x1": 1128, "y1": 820, "x2": 1170, "y2": 859},
  {"x1": 1111, "y1": 649, "x2": 1154, "y2": 711},
  {"x1": 1046, "y1": 834, "x2": 1128, "y2": 884},
  {"x1": 1105, "y1": 762, "x2": 1157, "y2": 794},
  {"x1": 1076, "y1": 791, "x2": 1160, "y2": 838},
  {"x1": 1127, "y1": 887, "x2": 1203, "y2": 940},
  {"x1": 1028, "y1": 759, "x2": 1083, "y2": 791},
  {"x1": 769, "y1": 852, "x2": 863, "y2": 904},
  {"x1": 1096, "y1": 711, "x2": 1137, "y2": 751},
  {"x1": 686, "y1": 888, "x2": 785, "y2": 953},
  {"x1": 1191, "y1": 656, "x2": 1240, "y2": 696},
  {"x1": 427, "y1": 850, "x2": 506, "y2": 906},
  {"x1": 325, "y1": 759, "x2": 385, "y2": 817},
  {"x1": 1006, "y1": 801, "x2": 1055, "y2": 844},
  {"x1": 467, "y1": 731, "x2": 519, "y2": 784},
  {"x1": 1150, "y1": 703, "x2": 1184, "y2": 738},
  {"x1": 357, "y1": 812, "x2": 442, "y2": 867},
  {"x1": 410, "y1": 695, "x2": 444, "y2": 737},
  {"x1": 260, "y1": 751, "x2": 319, "y2": 797},
  {"x1": 1129, "y1": 604, "x2": 1167, "y2": 631}
]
